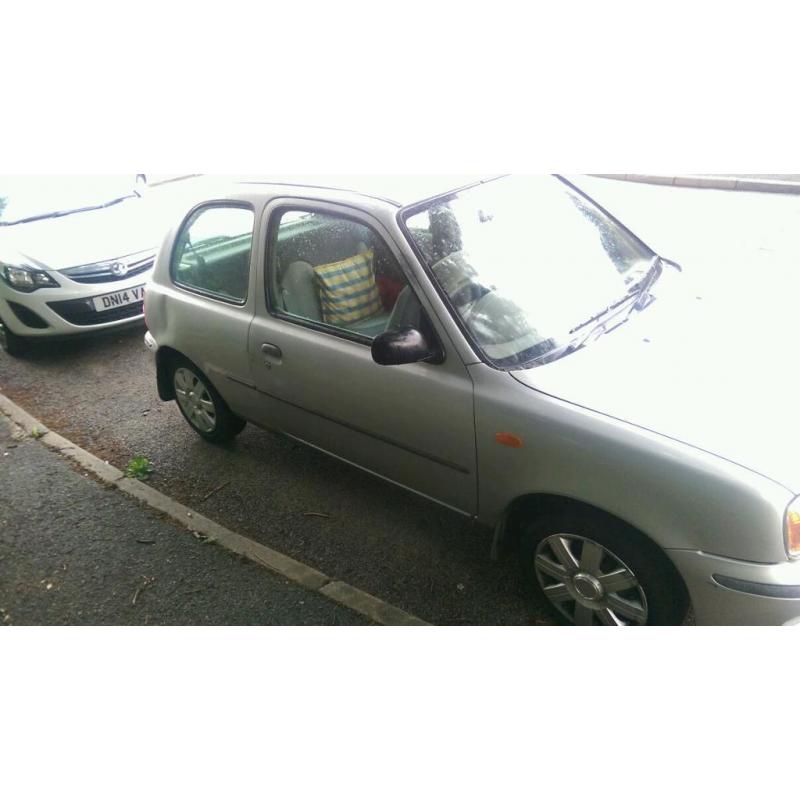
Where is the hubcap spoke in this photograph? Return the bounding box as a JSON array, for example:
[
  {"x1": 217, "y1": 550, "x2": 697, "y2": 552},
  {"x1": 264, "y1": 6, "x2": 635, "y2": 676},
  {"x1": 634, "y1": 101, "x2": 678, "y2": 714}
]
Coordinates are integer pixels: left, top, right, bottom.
[
  {"x1": 599, "y1": 568, "x2": 638, "y2": 594},
  {"x1": 198, "y1": 410, "x2": 215, "y2": 429},
  {"x1": 606, "y1": 594, "x2": 647, "y2": 624},
  {"x1": 535, "y1": 554, "x2": 569, "y2": 581},
  {"x1": 548, "y1": 536, "x2": 579, "y2": 573},
  {"x1": 579, "y1": 540, "x2": 604, "y2": 574},
  {"x1": 543, "y1": 583, "x2": 572, "y2": 603},
  {"x1": 596, "y1": 608, "x2": 624, "y2": 626}
]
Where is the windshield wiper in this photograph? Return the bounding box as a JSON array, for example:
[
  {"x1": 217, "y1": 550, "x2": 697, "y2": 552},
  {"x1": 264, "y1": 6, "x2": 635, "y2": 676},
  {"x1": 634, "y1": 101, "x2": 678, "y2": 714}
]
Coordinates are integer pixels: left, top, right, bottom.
[
  {"x1": 519, "y1": 256, "x2": 663, "y2": 369},
  {"x1": 568, "y1": 256, "x2": 662, "y2": 335}
]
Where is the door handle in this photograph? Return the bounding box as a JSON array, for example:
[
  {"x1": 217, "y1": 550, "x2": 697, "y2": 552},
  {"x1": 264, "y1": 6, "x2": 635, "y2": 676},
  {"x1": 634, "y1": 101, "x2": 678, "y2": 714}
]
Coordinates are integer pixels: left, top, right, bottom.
[{"x1": 261, "y1": 342, "x2": 282, "y2": 359}]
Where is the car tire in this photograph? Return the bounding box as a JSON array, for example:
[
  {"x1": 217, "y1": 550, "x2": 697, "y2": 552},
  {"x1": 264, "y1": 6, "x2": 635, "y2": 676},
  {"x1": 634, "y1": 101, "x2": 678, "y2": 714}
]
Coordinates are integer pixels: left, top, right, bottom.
[
  {"x1": 171, "y1": 358, "x2": 246, "y2": 443},
  {"x1": 520, "y1": 508, "x2": 689, "y2": 626},
  {"x1": 0, "y1": 317, "x2": 30, "y2": 358}
]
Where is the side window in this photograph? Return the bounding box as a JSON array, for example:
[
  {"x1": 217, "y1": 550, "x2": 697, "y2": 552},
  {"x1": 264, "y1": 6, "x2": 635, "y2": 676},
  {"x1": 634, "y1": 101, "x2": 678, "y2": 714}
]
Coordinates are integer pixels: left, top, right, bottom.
[
  {"x1": 268, "y1": 209, "x2": 424, "y2": 340},
  {"x1": 172, "y1": 205, "x2": 254, "y2": 303}
]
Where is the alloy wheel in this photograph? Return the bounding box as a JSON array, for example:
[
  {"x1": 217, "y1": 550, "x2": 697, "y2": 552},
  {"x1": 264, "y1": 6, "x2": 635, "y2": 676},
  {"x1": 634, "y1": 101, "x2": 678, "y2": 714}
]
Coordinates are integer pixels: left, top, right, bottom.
[
  {"x1": 174, "y1": 367, "x2": 217, "y2": 434},
  {"x1": 534, "y1": 533, "x2": 648, "y2": 625}
]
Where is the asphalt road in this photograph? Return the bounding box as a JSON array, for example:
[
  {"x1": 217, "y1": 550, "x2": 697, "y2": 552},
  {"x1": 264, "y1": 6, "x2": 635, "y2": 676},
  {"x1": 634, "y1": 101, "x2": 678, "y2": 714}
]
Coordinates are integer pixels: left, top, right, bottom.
[
  {"x1": 0, "y1": 416, "x2": 365, "y2": 625},
  {"x1": 3, "y1": 176, "x2": 799, "y2": 625}
]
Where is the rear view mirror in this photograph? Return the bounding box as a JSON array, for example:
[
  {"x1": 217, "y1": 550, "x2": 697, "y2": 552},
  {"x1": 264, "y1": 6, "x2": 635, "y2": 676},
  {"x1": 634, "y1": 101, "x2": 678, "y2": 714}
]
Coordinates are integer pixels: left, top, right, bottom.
[{"x1": 371, "y1": 327, "x2": 440, "y2": 366}]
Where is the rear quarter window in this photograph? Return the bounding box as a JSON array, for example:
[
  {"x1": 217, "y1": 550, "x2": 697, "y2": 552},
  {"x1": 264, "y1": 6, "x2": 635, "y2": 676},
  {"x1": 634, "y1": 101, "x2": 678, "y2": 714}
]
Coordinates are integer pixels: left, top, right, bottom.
[{"x1": 171, "y1": 205, "x2": 254, "y2": 303}]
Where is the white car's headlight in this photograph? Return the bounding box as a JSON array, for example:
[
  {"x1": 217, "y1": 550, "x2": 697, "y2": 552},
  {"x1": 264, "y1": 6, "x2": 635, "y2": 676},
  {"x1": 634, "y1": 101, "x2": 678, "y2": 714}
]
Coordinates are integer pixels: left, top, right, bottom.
[
  {"x1": 1, "y1": 264, "x2": 60, "y2": 292},
  {"x1": 786, "y1": 496, "x2": 800, "y2": 559}
]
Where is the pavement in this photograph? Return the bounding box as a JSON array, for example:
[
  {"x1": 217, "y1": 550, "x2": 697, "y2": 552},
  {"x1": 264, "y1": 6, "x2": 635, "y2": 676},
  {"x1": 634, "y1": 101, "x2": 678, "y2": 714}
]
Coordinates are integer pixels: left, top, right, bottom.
[{"x1": 0, "y1": 414, "x2": 367, "y2": 625}]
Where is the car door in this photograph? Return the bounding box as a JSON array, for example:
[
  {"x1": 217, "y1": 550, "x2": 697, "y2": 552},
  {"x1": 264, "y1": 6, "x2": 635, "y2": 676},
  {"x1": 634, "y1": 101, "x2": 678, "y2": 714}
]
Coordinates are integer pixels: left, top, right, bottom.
[{"x1": 246, "y1": 199, "x2": 477, "y2": 515}]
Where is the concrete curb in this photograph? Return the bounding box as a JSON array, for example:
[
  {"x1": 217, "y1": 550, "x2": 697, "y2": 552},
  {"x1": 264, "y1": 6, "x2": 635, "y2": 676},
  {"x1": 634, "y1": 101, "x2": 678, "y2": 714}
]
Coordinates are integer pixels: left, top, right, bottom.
[
  {"x1": 589, "y1": 174, "x2": 800, "y2": 195},
  {"x1": 0, "y1": 392, "x2": 428, "y2": 626}
]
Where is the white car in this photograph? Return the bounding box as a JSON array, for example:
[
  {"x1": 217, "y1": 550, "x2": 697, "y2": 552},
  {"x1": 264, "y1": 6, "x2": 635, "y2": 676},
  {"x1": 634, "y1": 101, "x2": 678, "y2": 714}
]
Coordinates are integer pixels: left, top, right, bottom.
[{"x1": 0, "y1": 176, "x2": 160, "y2": 356}]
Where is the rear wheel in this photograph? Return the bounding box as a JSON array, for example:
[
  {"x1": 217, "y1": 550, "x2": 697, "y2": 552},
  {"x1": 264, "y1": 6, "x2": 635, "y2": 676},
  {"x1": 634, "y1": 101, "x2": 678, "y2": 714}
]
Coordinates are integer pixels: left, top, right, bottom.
[
  {"x1": 520, "y1": 509, "x2": 689, "y2": 626},
  {"x1": 171, "y1": 359, "x2": 246, "y2": 443},
  {"x1": 0, "y1": 317, "x2": 30, "y2": 358}
]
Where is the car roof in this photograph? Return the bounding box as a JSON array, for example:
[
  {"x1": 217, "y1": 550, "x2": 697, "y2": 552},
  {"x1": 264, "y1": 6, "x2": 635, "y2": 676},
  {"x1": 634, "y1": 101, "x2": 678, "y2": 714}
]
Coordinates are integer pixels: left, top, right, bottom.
[{"x1": 233, "y1": 175, "x2": 499, "y2": 208}]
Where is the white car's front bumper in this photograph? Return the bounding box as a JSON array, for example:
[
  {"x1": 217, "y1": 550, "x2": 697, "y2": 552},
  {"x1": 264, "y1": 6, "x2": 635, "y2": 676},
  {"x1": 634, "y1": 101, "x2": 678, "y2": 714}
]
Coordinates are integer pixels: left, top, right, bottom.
[
  {"x1": 670, "y1": 549, "x2": 800, "y2": 625},
  {"x1": 0, "y1": 268, "x2": 153, "y2": 338}
]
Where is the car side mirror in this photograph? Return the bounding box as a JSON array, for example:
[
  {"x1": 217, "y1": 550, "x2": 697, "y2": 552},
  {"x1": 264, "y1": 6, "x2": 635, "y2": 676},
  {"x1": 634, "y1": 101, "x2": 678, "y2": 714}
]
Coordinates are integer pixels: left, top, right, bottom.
[{"x1": 371, "y1": 327, "x2": 441, "y2": 366}]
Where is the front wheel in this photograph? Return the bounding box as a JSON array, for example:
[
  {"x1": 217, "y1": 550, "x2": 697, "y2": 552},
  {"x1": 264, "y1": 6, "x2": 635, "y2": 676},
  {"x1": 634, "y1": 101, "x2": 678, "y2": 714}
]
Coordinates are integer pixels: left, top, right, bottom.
[
  {"x1": 0, "y1": 317, "x2": 30, "y2": 358},
  {"x1": 520, "y1": 509, "x2": 689, "y2": 626},
  {"x1": 172, "y1": 359, "x2": 246, "y2": 443}
]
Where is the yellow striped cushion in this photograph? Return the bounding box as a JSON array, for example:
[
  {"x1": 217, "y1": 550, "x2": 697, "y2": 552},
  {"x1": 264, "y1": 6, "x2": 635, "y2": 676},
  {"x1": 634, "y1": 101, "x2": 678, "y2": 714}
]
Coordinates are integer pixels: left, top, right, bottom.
[{"x1": 313, "y1": 250, "x2": 382, "y2": 326}]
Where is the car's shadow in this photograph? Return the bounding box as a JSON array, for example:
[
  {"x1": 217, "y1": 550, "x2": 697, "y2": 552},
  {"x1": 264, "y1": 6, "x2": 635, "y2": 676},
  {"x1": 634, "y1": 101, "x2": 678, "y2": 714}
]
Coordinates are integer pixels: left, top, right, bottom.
[{"x1": 12, "y1": 323, "x2": 147, "y2": 364}]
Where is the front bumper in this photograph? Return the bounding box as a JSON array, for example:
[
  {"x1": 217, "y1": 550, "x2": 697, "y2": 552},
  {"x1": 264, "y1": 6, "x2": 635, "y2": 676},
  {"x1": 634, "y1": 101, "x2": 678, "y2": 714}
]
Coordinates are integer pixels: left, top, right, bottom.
[
  {"x1": 0, "y1": 269, "x2": 152, "y2": 338},
  {"x1": 669, "y1": 549, "x2": 800, "y2": 625}
]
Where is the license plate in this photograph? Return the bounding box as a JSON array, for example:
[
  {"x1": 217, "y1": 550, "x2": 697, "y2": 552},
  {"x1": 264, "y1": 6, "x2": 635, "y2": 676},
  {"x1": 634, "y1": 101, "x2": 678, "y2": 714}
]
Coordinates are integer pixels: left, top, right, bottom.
[{"x1": 91, "y1": 285, "x2": 146, "y2": 312}]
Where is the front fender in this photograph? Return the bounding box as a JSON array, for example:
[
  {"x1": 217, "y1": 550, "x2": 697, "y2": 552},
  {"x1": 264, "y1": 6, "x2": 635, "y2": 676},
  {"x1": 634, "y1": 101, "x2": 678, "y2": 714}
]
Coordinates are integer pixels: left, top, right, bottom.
[{"x1": 471, "y1": 364, "x2": 791, "y2": 565}]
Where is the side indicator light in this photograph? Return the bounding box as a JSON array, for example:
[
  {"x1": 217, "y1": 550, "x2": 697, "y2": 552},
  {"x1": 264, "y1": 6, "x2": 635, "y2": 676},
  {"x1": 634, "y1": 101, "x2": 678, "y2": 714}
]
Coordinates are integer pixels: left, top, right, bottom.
[{"x1": 495, "y1": 432, "x2": 523, "y2": 448}]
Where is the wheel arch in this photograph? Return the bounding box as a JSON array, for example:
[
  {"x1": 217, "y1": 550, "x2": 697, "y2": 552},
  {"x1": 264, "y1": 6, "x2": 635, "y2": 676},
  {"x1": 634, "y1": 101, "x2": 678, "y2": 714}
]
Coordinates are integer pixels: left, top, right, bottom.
[
  {"x1": 502, "y1": 492, "x2": 694, "y2": 624},
  {"x1": 155, "y1": 345, "x2": 184, "y2": 401},
  {"x1": 493, "y1": 491, "x2": 691, "y2": 603},
  {"x1": 493, "y1": 492, "x2": 663, "y2": 561}
]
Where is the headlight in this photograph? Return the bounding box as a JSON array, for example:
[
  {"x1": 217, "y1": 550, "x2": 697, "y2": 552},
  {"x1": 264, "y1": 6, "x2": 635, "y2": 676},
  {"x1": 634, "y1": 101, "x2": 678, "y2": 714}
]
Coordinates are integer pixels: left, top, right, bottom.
[
  {"x1": 786, "y1": 497, "x2": 800, "y2": 558},
  {"x1": 1, "y1": 264, "x2": 60, "y2": 292}
]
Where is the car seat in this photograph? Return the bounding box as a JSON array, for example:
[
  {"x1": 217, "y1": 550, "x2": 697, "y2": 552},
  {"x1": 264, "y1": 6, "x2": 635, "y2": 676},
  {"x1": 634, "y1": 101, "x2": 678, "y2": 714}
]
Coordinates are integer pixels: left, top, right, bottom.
[
  {"x1": 386, "y1": 286, "x2": 423, "y2": 331},
  {"x1": 279, "y1": 240, "x2": 394, "y2": 336},
  {"x1": 281, "y1": 260, "x2": 322, "y2": 321}
]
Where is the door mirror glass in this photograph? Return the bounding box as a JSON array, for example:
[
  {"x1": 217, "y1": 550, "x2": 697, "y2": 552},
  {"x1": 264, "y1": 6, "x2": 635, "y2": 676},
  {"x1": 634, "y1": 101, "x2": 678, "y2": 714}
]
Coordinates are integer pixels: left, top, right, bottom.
[{"x1": 371, "y1": 326, "x2": 439, "y2": 366}]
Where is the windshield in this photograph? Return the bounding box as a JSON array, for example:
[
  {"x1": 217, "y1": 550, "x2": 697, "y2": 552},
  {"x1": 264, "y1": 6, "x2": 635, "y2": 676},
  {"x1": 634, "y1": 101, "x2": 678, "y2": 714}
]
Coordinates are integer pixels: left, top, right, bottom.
[
  {"x1": 0, "y1": 175, "x2": 139, "y2": 225},
  {"x1": 402, "y1": 175, "x2": 656, "y2": 368}
]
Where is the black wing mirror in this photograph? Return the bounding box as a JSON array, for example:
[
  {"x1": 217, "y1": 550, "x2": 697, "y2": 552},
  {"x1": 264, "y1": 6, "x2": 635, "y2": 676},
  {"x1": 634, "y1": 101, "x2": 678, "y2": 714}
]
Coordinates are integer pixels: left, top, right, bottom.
[{"x1": 371, "y1": 327, "x2": 441, "y2": 366}]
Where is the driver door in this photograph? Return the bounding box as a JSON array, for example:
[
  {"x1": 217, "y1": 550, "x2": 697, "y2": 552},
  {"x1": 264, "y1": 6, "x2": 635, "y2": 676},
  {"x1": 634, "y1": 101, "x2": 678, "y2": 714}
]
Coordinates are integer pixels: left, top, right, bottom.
[{"x1": 246, "y1": 199, "x2": 477, "y2": 515}]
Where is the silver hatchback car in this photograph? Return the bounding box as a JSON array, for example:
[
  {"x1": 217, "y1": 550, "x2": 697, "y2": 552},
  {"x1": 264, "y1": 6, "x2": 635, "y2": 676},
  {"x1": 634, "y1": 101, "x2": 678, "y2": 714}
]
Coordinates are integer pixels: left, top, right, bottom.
[{"x1": 144, "y1": 175, "x2": 800, "y2": 626}]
